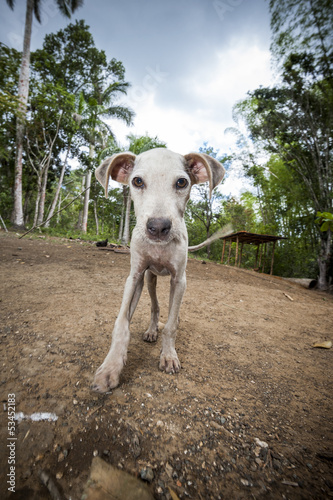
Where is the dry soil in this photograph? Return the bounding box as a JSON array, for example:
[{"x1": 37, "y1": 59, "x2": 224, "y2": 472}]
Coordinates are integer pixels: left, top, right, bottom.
[{"x1": 0, "y1": 232, "x2": 332, "y2": 499}]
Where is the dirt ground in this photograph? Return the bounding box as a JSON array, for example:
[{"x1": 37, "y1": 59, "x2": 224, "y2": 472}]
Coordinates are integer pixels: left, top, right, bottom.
[{"x1": 0, "y1": 231, "x2": 332, "y2": 500}]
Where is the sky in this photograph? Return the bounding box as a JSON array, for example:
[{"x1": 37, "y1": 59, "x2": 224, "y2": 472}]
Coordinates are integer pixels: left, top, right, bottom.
[{"x1": 1, "y1": 0, "x2": 274, "y2": 197}]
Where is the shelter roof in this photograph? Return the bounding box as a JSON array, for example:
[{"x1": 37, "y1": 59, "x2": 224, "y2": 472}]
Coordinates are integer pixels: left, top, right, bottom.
[{"x1": 220, "y1": 231, "x2": 287, "y2": 245}]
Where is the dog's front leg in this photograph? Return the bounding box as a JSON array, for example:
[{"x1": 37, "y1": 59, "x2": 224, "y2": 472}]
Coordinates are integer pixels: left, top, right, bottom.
[
  {"x1": 92, "y1": 271, "x2": 144, "y2": 393},
  {"x1": 159, "y1": 273, "x2": 186, "y2": 374},
  {"x1": 143, "y1": 270, "x2": 159, "y2": 342}
]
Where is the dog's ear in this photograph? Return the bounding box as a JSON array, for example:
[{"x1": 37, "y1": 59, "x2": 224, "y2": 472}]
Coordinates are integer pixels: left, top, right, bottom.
[
  {"x1": 95, "y1": 152, "x2": 136, "y2": 198},
  {"x1": 184, "y1": 153, "x2": 225, "y2": 197}
]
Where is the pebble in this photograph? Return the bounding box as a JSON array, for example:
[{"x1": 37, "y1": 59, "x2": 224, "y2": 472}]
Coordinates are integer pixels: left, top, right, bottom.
[
  {"x1": 255, "y1": 438, "x2": 268, "y2": 448},
  {"x1": 140, "y1": 467, "x2": 154, "y2": 483}
]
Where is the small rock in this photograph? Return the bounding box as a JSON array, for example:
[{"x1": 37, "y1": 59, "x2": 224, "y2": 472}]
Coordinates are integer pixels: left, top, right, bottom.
[
  {"x1": 56, "y1": 472, "x2": 63, "y2": 480},
  {"x1": 165, "y1": 463, "x2": 173, "y2": 478},
  {"x1": 58, "y1": 452, "x2": 65, "y2": 463},
  {"x1": 93, "y1": 450, "x2": 99, "y2": 457},
  {"x1": 140, "y1": 467, "x2": 154, "y2": 483},
  {"x1": 255, "y1": 438, "x2": 268, "y2": 448}
]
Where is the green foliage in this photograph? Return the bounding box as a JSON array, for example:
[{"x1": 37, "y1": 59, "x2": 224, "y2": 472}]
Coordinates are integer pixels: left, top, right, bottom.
[
  {"x1": 2, "y1": 3, "x2": 331, "y2": 286},
  {"x1": 316, "y1": 212, "x2": 333, "y2": 233},
  {"x1": 127, "y1": 133, "x2": 167, "y2": 154},
  {"x1": 0, "y1": 43, "x2": 21, "y2": 163},
  {"x1": 231, "y1": 0, "x2": 333, "y2": 285},
  {"x1": 269, "y1": 0, "x2": 333, "y2": 85}
]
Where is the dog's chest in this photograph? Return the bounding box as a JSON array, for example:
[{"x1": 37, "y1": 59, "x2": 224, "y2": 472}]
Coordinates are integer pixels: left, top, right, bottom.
[{"x1": 148, "y1": 263, "x2": 171, "y2": 277}]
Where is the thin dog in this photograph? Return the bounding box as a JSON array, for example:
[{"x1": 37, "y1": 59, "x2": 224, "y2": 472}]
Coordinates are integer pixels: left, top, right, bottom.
[{"x1": 92, "y1": 148, "x2": 229, "y2": 393}]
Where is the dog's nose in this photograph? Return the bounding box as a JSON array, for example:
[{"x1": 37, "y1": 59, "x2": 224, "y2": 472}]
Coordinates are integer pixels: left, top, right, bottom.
[{"x1": 146, "y1": 218, "x2": 172, "y2": 240}]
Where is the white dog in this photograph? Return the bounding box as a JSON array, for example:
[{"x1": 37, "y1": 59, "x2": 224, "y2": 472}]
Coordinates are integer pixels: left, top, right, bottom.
[{"x1": 92, "y1": 148, "x2": 226, "y2": 393}]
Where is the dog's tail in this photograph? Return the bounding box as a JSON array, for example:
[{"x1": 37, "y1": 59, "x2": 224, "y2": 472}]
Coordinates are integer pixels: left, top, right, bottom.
[{"x1": 188, "y1": 223, "x2": 234, "y2": 252}]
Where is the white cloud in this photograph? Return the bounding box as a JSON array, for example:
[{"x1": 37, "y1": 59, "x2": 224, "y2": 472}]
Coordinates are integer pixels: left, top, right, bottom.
[{"x1": 108, "y1": 41, "x2": 272, "y2": 166}]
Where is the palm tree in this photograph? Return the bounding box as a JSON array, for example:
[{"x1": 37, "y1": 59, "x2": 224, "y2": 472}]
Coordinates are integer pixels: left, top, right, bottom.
[
  {"x1": 79, "y1": 83, "x2": 134, "y2": 233},
  {"x1": 5, "y1": 0, "x2": 83, "y2": 228}
]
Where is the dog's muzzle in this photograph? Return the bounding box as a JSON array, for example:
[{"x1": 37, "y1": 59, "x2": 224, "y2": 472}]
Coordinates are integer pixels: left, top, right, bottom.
[{"x1": 146, "y1": 217, "x2": 172, "y2": 241}]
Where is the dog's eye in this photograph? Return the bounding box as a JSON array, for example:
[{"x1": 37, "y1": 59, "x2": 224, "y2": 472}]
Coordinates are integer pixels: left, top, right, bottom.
[
  {"x1": 132, "y1": 177, "x2": 144, "y2": 188},
  {"x1": 176, "y1": 178, "x2": 188, "y2": 189}
]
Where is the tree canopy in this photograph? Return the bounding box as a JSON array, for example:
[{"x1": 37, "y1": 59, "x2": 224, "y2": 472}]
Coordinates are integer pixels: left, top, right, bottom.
[{"x1": 0, "y1": 2, "x2": 332, "y2": 290}]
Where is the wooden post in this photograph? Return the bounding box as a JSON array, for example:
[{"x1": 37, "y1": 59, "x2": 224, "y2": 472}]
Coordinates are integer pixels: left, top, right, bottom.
[
  {"x1": 227, "y1": 239, "x2": 232, "y2": 265},
  {"x1": 255, "y1": 244, "x2": 260, "y2": 269},
  {"x1": 258, "y1": 244, "x2": 263, "y2": 270},
  {"x1": 221, "y1": 239, "x2": 226, "y2": 264},
  {"x1": 262, "y1": 243, "x2": 267, "y2": 273},
  {"x1": 235, "y1": 236, "x2": 239, "y2": 267},
  {"x1": 270, "y1": 240, "x2": 276, "y2": 275},
  {"x1": 239, "y1": 242, "x2": 244, "y2": 267}
]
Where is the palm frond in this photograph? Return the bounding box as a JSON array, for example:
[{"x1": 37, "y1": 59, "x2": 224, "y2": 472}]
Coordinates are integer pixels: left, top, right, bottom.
[
  {"x1": 102, "y1": 82, "x2": 131, "y2": 102},
  {"x1": 5, "y1": 0, "x2": 15, "y2": 10},
  {"x1": 102, "y1": 105, "x2": 135, "y2": 126},
  {"x1": 55, "y1": 0, "x2": 84, "y2": 18},
  {"x1": 34, "y1": 0, "x2": 42, "y2": 24}
]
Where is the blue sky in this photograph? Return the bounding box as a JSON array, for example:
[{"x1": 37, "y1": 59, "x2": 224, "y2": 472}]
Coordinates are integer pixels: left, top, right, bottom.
[{"x1": 1, "y1": 0, "x2": 274, "y2": 196}]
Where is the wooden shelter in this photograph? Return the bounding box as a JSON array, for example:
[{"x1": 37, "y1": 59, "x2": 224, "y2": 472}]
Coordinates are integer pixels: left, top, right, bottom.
[{"x1": 220, "y1": 231, "x2": 287, "y2": 275}]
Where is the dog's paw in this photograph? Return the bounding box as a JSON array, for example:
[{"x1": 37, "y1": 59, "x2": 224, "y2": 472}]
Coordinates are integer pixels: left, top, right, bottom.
[
  {"x1": 143, "y1": 328, "x2": 158, "y2": 342},
  {"x1": 91, "y1": 365, "x2": 120, "y2": 393},
  {"x1": 159, "y1": 351, "x2": 181, "y2": 374}
]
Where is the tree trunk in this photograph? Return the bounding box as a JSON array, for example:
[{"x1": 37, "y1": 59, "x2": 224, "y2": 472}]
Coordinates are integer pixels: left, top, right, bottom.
[
  {"x1": 82, "y1": 144, "x2": 94, "y2": 233},
  {"x1": 37, "y1": 111, "x2": 63, "y2": 226},
  {"x1": 11, "y1": 0, "x2": 34, "y2": 228},
  {"x1": 77, "y1": 175, "x2": 85, "y2": 229},
  {"x1": 33, "y1": 175, "x2": 42, "y2": 227},
  {"x1": 45, "y1": 143, "x2": 70, "y2": 228},
  {"x1": 56, "y1": 191, "x2": 62, "y2": 225},
  {"x1": 37, "y1": 160, "x2": 51, "y2": 226},
  {"x1": 317, "y1": 229, "x2": 332, "y2": 290},
  {"x1": 122, "y1": 187, "x2": 132, "y2": 245},
  {"x1": 206, "y1": 227, "x2": 211, "y2": 258},
  {"x1": 82, "y1": 170, "x2": 92, "y2": 233},
  {"x1": 23, "y1": 189, "x2": 31, "y2": 226},
  {"x1": 118, "y1": 185, "x2": 126, "y2": 240},
  {"x1": 94, "y1": 200, "x2": 99, "y2": 235}
]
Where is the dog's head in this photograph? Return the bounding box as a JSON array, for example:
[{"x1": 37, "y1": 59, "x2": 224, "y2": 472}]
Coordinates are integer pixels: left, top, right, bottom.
[{"x1": 95, "y1": 148, "x2": 225, "y2": 244}]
